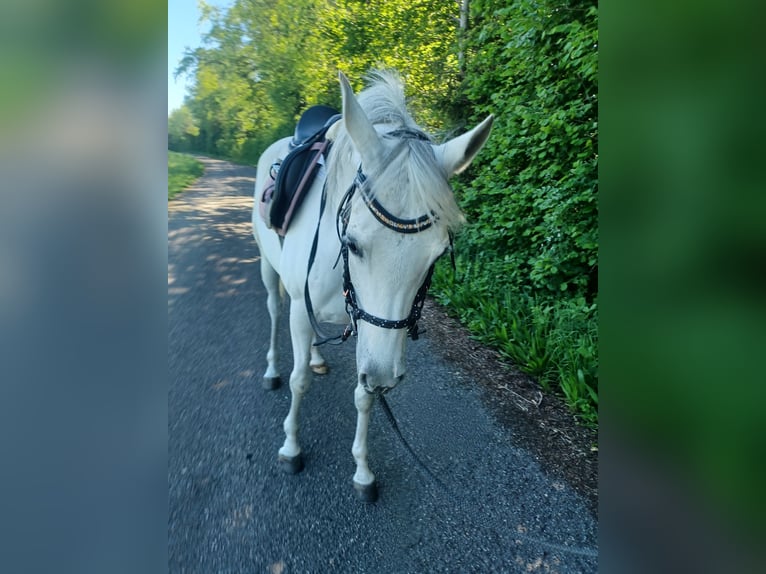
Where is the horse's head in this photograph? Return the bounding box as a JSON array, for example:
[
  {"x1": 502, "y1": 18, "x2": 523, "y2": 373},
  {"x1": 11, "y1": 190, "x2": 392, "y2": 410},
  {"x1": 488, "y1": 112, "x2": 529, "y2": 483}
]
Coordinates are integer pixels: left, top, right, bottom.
[{"x1": 335, "y1": 72, "x2": 493, "y2": 393}]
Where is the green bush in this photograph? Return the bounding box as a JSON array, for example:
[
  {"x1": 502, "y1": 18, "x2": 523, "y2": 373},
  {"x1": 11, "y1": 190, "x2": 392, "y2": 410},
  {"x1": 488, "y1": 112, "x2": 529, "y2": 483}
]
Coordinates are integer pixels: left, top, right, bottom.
[
  {"x1": 427, "y1": 0, "x2": 598, "y2": 424},
  {"x1": 457, "y1": 0, "x2": 597, "y2": 299}
]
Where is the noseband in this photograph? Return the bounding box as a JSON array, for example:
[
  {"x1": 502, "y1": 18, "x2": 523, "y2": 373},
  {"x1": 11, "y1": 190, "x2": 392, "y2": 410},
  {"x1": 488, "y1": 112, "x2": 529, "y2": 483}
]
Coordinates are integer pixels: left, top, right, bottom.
[{"x1": 304, "y1": 128, "x2": 453, "y2": 346}]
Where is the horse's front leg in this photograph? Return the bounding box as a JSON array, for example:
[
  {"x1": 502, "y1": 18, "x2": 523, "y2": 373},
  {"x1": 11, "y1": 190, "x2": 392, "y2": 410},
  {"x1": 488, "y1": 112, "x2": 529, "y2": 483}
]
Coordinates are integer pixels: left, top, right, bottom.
[
  {"x1": 278, "y1": 301, "x2": 314, "y2": 474},
  {"x1": 351, "y1": 383, "x2": 378, "y2": 502},
  {"x1": 259, "y1": 257, "x2": 282, "y2": 390}
]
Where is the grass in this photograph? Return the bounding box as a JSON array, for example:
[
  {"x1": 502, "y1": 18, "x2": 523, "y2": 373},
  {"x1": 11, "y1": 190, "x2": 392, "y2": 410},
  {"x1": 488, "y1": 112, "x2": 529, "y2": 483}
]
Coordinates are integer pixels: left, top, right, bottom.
[
  {"x1": 168, "y1": 151, "x2": 204, "y2": 200},
  {"x1": 431, "y1": 257, "x2": 598, "y2": 428}
]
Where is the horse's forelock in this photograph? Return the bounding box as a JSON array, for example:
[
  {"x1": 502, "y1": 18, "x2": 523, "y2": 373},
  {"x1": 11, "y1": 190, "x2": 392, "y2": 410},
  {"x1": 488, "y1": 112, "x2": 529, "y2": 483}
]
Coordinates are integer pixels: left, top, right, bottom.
[
  {"x1": 327, "y1": 71, "x2": 464, "y2": 232},
  {"x1": 355, "y1": 70, "x2": 415, "y2": 128}
]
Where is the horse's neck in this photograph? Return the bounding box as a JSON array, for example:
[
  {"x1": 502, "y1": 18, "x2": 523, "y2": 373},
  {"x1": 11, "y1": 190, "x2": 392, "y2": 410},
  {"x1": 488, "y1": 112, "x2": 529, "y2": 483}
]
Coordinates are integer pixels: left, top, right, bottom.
[{"x1": 325, "y1": 158, "x2": 357, "y2": 218}]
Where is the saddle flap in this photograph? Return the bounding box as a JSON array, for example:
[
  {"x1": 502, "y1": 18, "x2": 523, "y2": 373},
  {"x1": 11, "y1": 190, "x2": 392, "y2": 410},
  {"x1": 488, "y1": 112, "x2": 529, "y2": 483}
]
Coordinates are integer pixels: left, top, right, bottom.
[
  {"x1": 270, "y1": 140, "x2": 326, "y2": 230},
  {"x1": 261, "y1": 112, "x2": 340, "y2": 236}
]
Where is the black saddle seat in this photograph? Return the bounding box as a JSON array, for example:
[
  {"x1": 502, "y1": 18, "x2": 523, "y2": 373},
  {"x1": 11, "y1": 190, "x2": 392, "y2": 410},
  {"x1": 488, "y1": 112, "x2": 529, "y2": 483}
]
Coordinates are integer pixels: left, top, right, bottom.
[{"x1": 292, "y1": 105, "x2": 340, "y2": 148}]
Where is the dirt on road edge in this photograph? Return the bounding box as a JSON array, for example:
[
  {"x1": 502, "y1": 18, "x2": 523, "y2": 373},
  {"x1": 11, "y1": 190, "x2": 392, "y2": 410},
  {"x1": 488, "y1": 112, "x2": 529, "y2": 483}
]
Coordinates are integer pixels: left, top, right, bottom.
[{"x1": 421, "y1": 298, "x2": 598, "y2": 517}]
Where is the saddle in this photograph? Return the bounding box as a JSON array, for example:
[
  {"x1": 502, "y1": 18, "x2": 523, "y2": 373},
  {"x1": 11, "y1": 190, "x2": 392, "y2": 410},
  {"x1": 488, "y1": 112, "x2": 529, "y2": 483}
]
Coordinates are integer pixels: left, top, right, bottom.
[{"x1": 260, "y1": 105, "x2": 341, "y2": 236}]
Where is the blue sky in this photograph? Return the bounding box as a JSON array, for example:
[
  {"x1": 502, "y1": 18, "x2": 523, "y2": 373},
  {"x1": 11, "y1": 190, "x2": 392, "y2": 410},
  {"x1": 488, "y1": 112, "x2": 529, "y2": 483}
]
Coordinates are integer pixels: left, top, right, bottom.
[{"x1": 168, "y1": 0, "x2": 233, "y2": 115}]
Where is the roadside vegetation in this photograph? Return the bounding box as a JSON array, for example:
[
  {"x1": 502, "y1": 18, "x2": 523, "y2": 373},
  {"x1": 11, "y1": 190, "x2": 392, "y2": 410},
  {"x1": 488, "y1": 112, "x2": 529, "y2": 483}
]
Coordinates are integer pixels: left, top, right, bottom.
[
  {"x1": 169, "y1": 0, "x2": 598, "y2": 426},
  {"x1": 432, "y1": 0, "x2": 598, "y2": 426},
  {"x1": 168, "y1": 151, "x2": 204, "y2": 200}
]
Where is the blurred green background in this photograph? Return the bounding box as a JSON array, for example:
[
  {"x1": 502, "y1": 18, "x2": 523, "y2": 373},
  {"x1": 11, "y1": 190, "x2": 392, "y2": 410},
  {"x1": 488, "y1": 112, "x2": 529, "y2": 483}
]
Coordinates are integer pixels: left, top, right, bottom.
[
  {"x1": 601, "y1": 0, "x2": 766, "y2": 554},
  {"x1": 1, "y1": 0, "x2": 764, "y2": 569}
]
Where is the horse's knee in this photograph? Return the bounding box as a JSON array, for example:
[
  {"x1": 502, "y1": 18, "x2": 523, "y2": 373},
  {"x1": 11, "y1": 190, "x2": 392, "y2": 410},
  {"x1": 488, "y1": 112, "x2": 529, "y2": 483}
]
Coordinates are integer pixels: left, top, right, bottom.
[
  {"x1": 354, "y1": 384, "x2": 374, "y2": 411},
  {"x1": 289, "y1": 370, "x2": 311, "y2": 396}
]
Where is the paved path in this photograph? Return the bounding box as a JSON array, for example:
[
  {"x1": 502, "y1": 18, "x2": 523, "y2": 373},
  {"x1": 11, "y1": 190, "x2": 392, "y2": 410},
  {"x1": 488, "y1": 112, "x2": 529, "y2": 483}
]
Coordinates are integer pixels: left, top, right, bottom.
[{"x1": 168, "y1": 157, "x2": 598, "y2": 573}]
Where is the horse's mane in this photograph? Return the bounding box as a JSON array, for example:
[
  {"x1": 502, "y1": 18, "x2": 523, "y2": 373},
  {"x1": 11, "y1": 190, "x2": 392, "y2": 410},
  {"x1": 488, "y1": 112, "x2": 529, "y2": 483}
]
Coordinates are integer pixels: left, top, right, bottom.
[{"x1": 326, "y1": 70, "x2": 465, "y2": 232}]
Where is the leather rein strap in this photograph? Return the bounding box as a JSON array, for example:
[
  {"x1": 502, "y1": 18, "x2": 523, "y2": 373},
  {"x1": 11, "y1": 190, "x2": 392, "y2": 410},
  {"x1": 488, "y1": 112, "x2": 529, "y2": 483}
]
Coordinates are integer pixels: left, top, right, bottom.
[{"x1": 303, "y1": 177, "x2": 352, "y2": 345}]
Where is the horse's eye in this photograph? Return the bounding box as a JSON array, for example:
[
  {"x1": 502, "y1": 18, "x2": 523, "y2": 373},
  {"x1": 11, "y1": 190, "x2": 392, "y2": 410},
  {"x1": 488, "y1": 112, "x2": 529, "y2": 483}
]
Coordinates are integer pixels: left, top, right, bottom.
[{"x1": 344, "y1": 236, "x2": 361, "y2": 257}]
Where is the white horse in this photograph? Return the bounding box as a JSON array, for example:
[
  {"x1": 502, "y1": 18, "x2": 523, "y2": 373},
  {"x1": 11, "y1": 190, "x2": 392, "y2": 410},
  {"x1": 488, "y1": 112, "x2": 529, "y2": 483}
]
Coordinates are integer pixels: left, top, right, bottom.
[{"x1": 252, "y1": 71, "x2": 493, "y2": 501}]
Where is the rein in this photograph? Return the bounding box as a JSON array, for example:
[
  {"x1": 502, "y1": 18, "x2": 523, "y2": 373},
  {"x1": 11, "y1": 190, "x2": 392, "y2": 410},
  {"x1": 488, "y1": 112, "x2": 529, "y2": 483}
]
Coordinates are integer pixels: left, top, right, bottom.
[
  {"x1": 303, "y1": 178, "x2": 351, "y2": 345},
  {"x1": 376, "y1": 390, "x2": 599, "y2": 559},
  {"x1": 377, "y1": 392, "x2": 445, "y2": 489}
]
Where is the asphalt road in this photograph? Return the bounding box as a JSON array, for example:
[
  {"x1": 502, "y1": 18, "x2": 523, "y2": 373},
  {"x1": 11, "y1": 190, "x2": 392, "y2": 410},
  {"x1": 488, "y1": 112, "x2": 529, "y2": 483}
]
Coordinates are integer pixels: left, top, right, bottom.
[{"x1": 168, "y1": 157, "x2": 598, "y2": 573}]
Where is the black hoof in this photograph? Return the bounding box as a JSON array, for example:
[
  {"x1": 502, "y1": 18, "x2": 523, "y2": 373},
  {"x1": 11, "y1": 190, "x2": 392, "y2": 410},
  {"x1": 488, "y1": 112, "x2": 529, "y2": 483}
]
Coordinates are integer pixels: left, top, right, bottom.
[
  {"x1": 262, "y1": 376, "x2": 281, "y2": 390},
  {"x1": 278, "y1": 453, "x2": 304, "y2": 474},
  {"x1": 353, "y1": 480, "x2": 378, "y2": 503}
]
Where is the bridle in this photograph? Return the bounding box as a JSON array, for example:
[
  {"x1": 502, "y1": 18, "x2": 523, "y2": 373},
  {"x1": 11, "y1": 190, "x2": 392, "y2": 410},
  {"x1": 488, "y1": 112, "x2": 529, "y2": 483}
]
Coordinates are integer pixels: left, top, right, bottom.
[
  {"x1": 304, "y1": 127, "x2": 454, "y2": 348},
  {"x1": 336, "y1": 166, "x2": 442, "y2": 342}
]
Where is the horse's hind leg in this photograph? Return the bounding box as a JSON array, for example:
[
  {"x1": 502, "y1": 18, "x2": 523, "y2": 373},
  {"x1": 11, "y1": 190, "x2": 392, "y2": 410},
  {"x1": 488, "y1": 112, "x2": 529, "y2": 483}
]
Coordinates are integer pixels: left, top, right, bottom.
[
  {"x1": 309, "y1": 341, "x2": 329, "y2": 375},
  {"x1": 278, "y1": 300, "x2": 314, "y2": 473},
  {"x1": 260, "y1": 257, "x2": 282, "y2": 390}
]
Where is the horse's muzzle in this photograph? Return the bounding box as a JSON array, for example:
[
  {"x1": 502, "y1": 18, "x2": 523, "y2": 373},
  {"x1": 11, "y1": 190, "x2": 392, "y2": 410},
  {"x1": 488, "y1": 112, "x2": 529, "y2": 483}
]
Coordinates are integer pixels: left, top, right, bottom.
[{"x1": 359, "y1": 372, "x2": 405, "y2": 394}]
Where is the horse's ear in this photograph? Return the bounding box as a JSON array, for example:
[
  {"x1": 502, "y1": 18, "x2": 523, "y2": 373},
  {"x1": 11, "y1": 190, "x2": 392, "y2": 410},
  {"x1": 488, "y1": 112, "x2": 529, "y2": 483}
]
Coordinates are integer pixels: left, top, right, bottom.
[
  {"x1": 339, "y1": 71, "x2": 384, "y2": 169},
  {"x1": 435, "y1": 115, "x2": 494, "y2": 177}
]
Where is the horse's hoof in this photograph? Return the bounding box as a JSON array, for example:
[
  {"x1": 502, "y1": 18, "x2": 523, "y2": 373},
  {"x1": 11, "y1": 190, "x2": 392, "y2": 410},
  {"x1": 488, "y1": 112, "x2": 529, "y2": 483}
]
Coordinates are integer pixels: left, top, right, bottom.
[
  {"x1": 262, "y1": 376, "x2": 281, "y2": 390},
  {"x1": 310, "y1": 363, "x2": 329, "y2": 375},
  {"x1": 278, "y1": 453, "x2": 304, "y2": 474},
  {"x1": 353, "y1": 480, "x2": 378, "y2": 503}
]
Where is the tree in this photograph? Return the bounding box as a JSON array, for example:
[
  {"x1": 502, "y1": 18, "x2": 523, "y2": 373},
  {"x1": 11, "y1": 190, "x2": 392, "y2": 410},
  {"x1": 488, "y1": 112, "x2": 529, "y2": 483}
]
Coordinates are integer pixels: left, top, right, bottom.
[
  {"x1": 168, "y1": 105, "x2": 199, "y2": 151},
  {"x1": 174, "y1": 0, "x2": 467, "y2": 162}
]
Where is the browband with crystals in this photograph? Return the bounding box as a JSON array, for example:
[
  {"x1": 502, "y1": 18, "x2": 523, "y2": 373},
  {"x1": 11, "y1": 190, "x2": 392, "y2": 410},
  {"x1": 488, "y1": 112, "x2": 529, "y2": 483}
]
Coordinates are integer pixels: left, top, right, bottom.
[{"x1": 355, "y1": 168, "x2": 436, "y2": 233}]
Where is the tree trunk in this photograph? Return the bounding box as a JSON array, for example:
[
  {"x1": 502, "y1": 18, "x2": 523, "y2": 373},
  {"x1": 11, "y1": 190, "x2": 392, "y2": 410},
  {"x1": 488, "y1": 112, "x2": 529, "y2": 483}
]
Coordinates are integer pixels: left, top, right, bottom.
[{"x1": 458, "y1": 0, "x2": 469, "y2": 74}]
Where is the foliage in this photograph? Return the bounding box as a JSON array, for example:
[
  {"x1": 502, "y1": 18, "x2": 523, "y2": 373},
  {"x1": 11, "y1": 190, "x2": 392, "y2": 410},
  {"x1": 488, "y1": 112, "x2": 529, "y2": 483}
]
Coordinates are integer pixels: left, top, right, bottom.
[
  {"x1": 432, "y1": 255, "x2": 598, "y2": 427},
  {"x1": 168, "y1": 105, "x2": 200, "y2": 152},
  {"x1": 174, "y1": 0, "x2": 461, "y2": 163},
  {"x1": 457, "y1": 0, "x2": 597, "y2": 300},
  {"x1": 170, "y1": 0, "x2": 598, "y2": 425},
  {"x1": 429, "y1": 0, "x2": 598, "y2": 423},
  {"x1": 168, "y1": 151, "x2": 204, "y2": 200}
]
